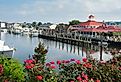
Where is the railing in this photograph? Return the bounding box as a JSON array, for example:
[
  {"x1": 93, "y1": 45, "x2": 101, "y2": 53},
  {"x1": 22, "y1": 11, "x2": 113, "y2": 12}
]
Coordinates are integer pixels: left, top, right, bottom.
[{"x1": 41, "y1": 31, "x2": 121, "y2": 42}]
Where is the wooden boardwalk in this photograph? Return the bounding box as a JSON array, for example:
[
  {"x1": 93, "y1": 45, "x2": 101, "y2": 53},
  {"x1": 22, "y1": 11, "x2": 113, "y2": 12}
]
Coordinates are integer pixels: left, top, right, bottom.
[{"x1": 38, "y1": 32, "x2": 121, "y2": 47}]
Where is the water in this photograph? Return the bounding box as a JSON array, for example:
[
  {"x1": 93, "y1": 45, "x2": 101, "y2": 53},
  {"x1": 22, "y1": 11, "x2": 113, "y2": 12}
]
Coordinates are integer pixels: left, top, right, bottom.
[
  {"x1": 2, "y1": 33, "x2": 120, "y2": 63},
  {"x1": 1, "y1": 33, "x2": 87, "y2": 63}
]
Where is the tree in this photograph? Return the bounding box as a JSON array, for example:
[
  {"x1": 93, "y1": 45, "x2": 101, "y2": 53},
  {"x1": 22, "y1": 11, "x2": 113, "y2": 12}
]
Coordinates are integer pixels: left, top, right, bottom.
[
  {"x1": 22, "y1": 24, "x2": 26, "y2": 28},
  {"x1": 33, "y1": 42, "x2": 48, "y2": 64},
  {"x1": 69, "y1": 20, "x2": 81, "y2": 25},
  {"x1": 37, "y1": 22, "x2": 42, "y2": 26},
  {"x1": 31, "y1": 22, "x2": 37, "y2": 27}
]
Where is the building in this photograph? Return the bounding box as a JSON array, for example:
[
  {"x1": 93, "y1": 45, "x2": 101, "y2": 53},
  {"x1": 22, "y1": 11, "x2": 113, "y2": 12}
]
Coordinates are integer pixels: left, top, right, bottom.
[
  {"x1": 68, "y1": 15, "x2": 121, "y2": 42},
  {"x1": 68, "y1": 15, "x2": 103, "y2": 31},
  {"x1": 0, "y1": 22, "x2": 7, "y2": 28}
]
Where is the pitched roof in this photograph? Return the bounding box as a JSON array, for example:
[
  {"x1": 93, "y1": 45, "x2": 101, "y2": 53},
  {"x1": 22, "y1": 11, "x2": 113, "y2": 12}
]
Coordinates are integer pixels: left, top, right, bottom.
[
  {"x1": 78, "y1": 20, "x2": 103, "y2": 26},
  {"x1": 78, "y1": 26, "x2": 121, "y2": 33}
]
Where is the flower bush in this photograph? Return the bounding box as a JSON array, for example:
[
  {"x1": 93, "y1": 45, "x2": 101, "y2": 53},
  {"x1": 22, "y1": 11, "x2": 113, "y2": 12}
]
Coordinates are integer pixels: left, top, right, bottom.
[
  {"x1": 24, "y1": 56, "x2": 121, "y2": 82},
  {"x1": 24, "y1": 42, "x2": 121, "y2": 82},
  {"x1": 0, "y1": 56, "x2": 25, "y2": 82}
]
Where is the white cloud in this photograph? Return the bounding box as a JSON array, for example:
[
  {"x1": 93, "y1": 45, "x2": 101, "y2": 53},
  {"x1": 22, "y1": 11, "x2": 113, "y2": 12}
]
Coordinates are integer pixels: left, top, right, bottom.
[
  {"x1": 85, "y1": 0, "x2": 121, "y2": 13},
  {"x1": 0, "y1": 0, "x2": 121, "y2": 22}
]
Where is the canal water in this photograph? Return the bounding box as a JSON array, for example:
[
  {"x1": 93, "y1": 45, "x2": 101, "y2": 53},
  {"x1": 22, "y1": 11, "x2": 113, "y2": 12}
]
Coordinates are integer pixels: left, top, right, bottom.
[{"x1": 1, "y1": 33, "x2": 120, "y2": 63}]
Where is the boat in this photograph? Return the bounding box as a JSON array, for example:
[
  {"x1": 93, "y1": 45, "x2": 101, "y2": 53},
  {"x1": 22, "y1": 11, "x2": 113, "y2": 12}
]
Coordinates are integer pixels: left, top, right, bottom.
[
  {"x1": 13, "y1": 29, "x2": 22, "y2": 34},
  {"x1": 0, "y1": 40, "x2": 15, "y2": 57},
  {"x1": 1, "y1": 28, "x2": 8, "y2": 33},
  {"x1": 22, "y1": 28, "x2": 30, "y2": 35},
  {"x1": 29, "y1": 29, "x2": 39, "y2": 37},
  {"x1": 12, "y1": 23, "x2": 22, "y2": 34}
]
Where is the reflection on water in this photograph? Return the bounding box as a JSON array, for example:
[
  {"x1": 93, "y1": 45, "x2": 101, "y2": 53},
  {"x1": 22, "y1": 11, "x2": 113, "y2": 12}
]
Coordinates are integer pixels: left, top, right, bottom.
[{"x1": 1, "y1": 33, "x2": 121, "y2": 63}]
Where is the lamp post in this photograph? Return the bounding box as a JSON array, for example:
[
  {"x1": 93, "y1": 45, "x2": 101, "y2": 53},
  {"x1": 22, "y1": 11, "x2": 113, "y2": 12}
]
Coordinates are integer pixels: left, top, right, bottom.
[
  {"x1": 82, "y1": 42, "x2": 84, "y2": 57},
  {"x1": 100, "y1": 33, "x2": 103, "y2": 61}
]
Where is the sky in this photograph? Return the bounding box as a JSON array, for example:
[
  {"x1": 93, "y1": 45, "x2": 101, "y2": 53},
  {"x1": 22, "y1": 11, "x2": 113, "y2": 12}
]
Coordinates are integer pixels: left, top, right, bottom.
[{"x1": 0, "y1": 0, "x2": 121, "y2": 23}]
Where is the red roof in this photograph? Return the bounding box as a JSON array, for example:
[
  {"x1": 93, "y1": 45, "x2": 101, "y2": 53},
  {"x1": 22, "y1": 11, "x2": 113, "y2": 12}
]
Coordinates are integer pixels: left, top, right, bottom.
[
  {"x1": 78, "y1": 20, "x2": 103, "y2": 26},
  {"x1": 78, "y1": 26, "x2": 121, "y2": 33}
]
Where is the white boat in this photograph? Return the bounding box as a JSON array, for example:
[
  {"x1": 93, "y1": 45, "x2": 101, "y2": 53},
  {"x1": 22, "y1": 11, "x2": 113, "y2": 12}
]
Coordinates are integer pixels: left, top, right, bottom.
[
  {"x1": 22, "y1": 28, "x2": 30, "y2": 35},
  {"x1": 1, "y1": 29, "x2": 8, "y2": 33},
  {"x1": 29, "y1": 29, "x2": 39, "y2": 37},
  {"x1": 0, "y1": 40, "x2": 15, "y2": 57},
  {"x1": 12, "y1": 23, "x2": 23, "y2": 34},
  {"x1": 13, "y1": 29, "x2": 21, "y2": 34}
]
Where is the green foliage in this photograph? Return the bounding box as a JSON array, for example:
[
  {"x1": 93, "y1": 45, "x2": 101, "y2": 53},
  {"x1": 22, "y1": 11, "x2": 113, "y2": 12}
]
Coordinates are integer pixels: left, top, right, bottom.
[
  {"x1": 31, "y1": 22, "x2": 37, "y2": 27},
  {"x1": 113, "y1": 32, "x2": 121, "y2": 35},
  {"x1": 34, "y1": 42, "x2": 48, "y2": 64},
  {"x1": 38, "y1": 22, "x2": 42, "y2": 26},
  {"x1": 0, "y1": 56, "x2": 25, "y2": 82},
  {"x1": 69, "y1": 20, "x2": 81, "y2": 25}
]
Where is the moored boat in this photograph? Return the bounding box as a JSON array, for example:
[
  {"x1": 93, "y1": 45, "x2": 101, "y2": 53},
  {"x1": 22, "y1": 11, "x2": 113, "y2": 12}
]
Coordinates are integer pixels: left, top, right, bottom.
[{"x1": 0, "y1": 40, "x2": 15, "y2": 57}]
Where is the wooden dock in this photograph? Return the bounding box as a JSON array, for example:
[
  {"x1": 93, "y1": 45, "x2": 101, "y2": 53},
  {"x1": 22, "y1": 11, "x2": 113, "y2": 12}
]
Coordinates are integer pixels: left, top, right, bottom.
[
  {"x1": 38, "y1": 32, "x2": 121, "y2": 47},
  {"x1": 38, "y1": 33, "x2": 107, "y2": 46}
]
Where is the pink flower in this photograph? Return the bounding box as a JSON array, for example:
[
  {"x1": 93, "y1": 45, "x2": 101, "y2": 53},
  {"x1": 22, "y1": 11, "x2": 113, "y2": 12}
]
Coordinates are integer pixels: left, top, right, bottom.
[
  {"x1": 91, "y1": 78, "x2": 94, "y2": 81},
  {"x1": 83, "y1": 63, "x2": 92, "y2": 68},
  {"x1": 57, "y1": 60, "x2": 61, "y2": 65},
  {"x1": 95, "y1": 80, "x2": 100, "y2": 82},
  {"x1": 75, "y1": 60, "x2": 81, "y2": 64},
  {"x1": 24, "y1": 59, "x2": 34, "y2": 64},
  {"x1": 62, "y1": 60, "x2": 66, "y2": 63},
  {"x1": 50, "y1": 61, "x2": 55, "y2": 64},
  {"x1": 0, "y1": 64, "x2": 3, "y2": 74},
  {"x1": 83, "y1": 74, "x2": 88, "y2": 80},
  {"x1": 36, "y1": 75, "x2": 43, "y2": 80},
  {"x1": 100, "y1": 60, "x2": 106, "y2": 64},
  {"x1": 50, "y1": 65, "x2": 56, "y2": 69},
  {"x1": 119, "y1": 67, "x2": 121, "y2": 70},
  {"x1": 46, "y1": 63, "x2": 51, "y2": 67},
  {"x1": 82, "y1": 80, "x2": 87, "y2": 82},
  {"x1": 30, "y1": 64, "x2": 35, "y2": 68},
  {"x1": 82, "y1": 72, "x2": 85, "y2": 77},
  {"x1": 70, "y1": 58, "x2": 75, "y2": 61},
  {"x1": 25, "y1": 65, "x2": 32, "y2": 69},
  {"x1": 65, "y1": 60, "x2": 70, "y2": 63},
  {"x1": 25, "y1": 64, "x2": 35, "y2": 69},
  {"x1": 82, "y1": 58, "x2": 87, "y2": 62},
  {"x1": 70, "y1": 80, "x2": 74, "y2": 82},
  {"x1": 90, "y1": 50, "x2": 95, "y2": 54},
  {"x1": 76, "y1": 76, "x2": 82, "y2": 81},
  {"x1": 4, "y1": 80, "x2": 9, "y2": 82}
]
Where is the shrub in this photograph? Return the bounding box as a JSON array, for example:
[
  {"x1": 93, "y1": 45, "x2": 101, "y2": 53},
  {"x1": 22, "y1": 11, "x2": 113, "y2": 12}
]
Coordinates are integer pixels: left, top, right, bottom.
[{"x1": 0, "y1": 56, "x2": 25, "y2": 82}]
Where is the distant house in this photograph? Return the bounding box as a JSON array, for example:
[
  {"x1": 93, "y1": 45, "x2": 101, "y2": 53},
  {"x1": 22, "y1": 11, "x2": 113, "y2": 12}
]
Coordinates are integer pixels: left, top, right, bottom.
[
  {"x1": 105, "y1": 22, "x2": 121, "y2": 27},
  {"x1": 55, "y1": 24, "x2": 69, "y2": 33},
  {"x1": 0, "y1": 22, "x2": 7, "y2": 28}
]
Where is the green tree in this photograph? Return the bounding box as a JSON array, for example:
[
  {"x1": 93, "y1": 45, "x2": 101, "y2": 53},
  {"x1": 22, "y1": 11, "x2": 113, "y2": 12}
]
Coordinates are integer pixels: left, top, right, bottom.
[
  {"x1": 34, "y1": 42, "x2": 48, "y2": 64},
  {"x1": 69, "y1": 20, "x2": 81, "y2": 25},
  {"x1": 31, "y1": 22, "x2": 37, "y2": 28},
  {"x1": 37, "y1": 22, "x2": 42, "y2": 26}
]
